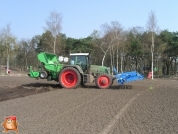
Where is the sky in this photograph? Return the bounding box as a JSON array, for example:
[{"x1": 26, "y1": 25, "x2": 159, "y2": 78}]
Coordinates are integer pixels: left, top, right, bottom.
[{"x1": 0, "y1": 0, "x2": 178, "y2": 40}]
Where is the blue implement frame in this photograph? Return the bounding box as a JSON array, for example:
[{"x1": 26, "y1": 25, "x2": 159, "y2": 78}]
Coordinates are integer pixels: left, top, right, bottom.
[{"x1": 113, "y1": 68, "x2": 144, "y2": 84}]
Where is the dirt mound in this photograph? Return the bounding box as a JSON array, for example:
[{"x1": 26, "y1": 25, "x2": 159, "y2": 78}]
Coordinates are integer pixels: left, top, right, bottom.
[{"x1": 0, "y1": 85, "x2": 61, "y2": 102}]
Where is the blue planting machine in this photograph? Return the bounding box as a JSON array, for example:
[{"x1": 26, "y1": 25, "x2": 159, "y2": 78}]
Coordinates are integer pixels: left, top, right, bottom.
[{"x1": 113, "y1": 68, "x2": 144, "y2": 85}]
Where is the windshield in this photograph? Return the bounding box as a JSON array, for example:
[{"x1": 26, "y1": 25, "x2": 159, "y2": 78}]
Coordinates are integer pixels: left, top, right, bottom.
[{"x1": 70, "y1": 55, "x2": 87, "y2": 65}]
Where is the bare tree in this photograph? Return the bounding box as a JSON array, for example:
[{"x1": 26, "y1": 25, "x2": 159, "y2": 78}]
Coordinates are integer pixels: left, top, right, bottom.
[
  {"x1": 16, "y1": 38, "x2": 36, "y2": 71},
  {"x1": 1, "y1": 24, "x2": 16, "y2": 74},
  {"x1": 118, "y1": 35, "x2": 126, "y2": 73},
  {"x1": 91, "y1": 22, "x2": 123, "y2": 72},
  {"x1": 44, "y1": 10, "x2": 62, "y2": 53},
  {"x1": 101, "y1": 21, "x2": 123, "y2": 74},
  {"x1": 0, "y1": 40, "x2": 5, "y2": 74},
  {"x1": 146, "y1": 11, "x2": 158, "y2": 79},
  {"x1": 90, "y1": 30, "x2": 110, "y2": 66}
]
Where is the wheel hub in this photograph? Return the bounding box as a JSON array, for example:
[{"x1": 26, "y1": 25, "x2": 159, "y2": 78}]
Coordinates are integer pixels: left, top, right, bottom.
[
  {"x1": 96, "y1": 74, "x2": 112, "y2": 89},
  {"x1": 68, "y1": 75, "x2": 74, "y2": 80},
  {"x1": 101, "y1": 79, "x2": 106, "y2": 84}
]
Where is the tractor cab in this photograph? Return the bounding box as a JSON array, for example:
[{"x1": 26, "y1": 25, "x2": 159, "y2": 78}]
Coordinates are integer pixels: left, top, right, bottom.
[{"x1": 69, "y1": 53, "x2": 90, "y2": 73}]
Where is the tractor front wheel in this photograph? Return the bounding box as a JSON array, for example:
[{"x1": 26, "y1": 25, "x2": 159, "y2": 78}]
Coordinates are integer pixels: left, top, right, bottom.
[
  {"x1": 96, "y1": 74, "x2": 112, "y2": 89},
  {"x1": 59, "y1": 67, "x2": 81, "y2": 89}
]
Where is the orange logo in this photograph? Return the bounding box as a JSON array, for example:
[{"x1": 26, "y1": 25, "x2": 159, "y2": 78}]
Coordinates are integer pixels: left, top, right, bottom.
[{"x1": 1, "y1": 116, "x2": 19, "y2": 133}]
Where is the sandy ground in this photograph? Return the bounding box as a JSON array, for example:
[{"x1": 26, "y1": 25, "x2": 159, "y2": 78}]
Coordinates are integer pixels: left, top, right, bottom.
[{"x1": 0, "y1": 76, "x2": 178, "y2": 134}]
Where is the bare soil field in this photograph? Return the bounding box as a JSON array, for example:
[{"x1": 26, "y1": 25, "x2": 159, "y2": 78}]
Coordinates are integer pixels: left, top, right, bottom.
[{"x1": 0, "y1": 76, "x2": 178, "y2": 134}]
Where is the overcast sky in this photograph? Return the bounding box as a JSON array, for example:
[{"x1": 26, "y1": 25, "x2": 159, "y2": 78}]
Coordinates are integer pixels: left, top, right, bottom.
[{"x1": 0, "y1": 0, "x2": 177, "y2": 40}]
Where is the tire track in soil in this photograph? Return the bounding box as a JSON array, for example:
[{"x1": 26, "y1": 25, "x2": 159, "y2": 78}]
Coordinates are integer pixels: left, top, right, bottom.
[
  {"x1": 100, "y1": 93, "x2": 141, "y2": 134},
  {"x1": 26, "y1": 88, "x2": 105, "y2": 122},
  {"x1": 40, "y1": 89, "x2": 142, "y2": 134},
  {"x1": 1, "y1": 77, "x2": 178, "y2": 133},
  {"x1": 35, "y1": 89, "x2": 110, "y2": 130},
  {"x1": 108, "y1": 80, "x2": 178, "y2": 134},
  {"x1": 0, "y1": 88, "x2": 109, "y2": 133}
]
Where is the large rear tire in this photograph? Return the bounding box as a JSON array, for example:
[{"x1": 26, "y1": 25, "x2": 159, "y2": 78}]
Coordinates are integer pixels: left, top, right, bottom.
[
  {"x1": 59, "y1": 67, "x2": 81, "y2": 89},
  {"x1": 96, "y1": 74, "x2": 112, "y2": 89}
]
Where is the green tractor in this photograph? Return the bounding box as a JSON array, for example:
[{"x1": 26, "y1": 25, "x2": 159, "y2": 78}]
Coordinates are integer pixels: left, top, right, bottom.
[{"x1": 28, "y1": 52, "x2": 113, "y2": 89}]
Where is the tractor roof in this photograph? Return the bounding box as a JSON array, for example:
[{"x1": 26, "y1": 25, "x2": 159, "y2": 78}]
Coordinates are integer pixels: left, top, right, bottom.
[{"x1": 70, "y1": 53, "x2": 89, "y2": 56}]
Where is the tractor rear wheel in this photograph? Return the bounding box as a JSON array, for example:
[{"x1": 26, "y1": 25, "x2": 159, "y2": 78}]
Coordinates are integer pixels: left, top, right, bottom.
[
  {"x1": 59, "y1": 67, "x2": 81, "y2": 89},
  {"x1": 96, "y1": 74, "x2": 112, "y2": 89}
]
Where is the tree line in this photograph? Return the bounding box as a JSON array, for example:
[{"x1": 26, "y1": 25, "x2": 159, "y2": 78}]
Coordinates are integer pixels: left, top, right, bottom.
[{"x1": 0, "y1": 11, "x2": 178, "y2": 77}]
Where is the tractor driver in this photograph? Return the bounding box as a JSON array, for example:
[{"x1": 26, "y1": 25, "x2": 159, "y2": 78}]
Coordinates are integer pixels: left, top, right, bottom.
[
  {"x1": 77, "y1": 56, "x2": 87, "y2": 72},
  {"x1": 70, "y1": 57, "x2": 75, "y2": 65},
  {"x1": 77, "y1": 56, "x2": 86, "y2": 65}
]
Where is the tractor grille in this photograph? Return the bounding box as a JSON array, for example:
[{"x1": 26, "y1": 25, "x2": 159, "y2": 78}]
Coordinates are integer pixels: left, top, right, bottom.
[{"x1": 83, "y1": 74, "x2": 87, "y2": 83}]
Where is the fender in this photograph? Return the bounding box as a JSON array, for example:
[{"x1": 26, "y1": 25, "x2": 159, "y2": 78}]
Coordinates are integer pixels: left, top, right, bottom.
[{"x1": 62, "y1": 65, "x2": 84, "y2": 74}]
